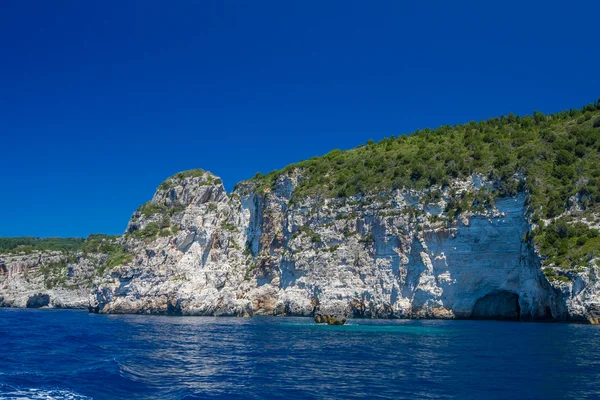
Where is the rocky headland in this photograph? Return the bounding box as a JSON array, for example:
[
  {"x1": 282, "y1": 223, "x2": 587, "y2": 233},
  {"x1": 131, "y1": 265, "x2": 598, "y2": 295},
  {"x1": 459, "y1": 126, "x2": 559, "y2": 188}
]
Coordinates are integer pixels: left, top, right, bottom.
[{"x1": 2, "y1": 103, "x2": 600, "y2": 324}]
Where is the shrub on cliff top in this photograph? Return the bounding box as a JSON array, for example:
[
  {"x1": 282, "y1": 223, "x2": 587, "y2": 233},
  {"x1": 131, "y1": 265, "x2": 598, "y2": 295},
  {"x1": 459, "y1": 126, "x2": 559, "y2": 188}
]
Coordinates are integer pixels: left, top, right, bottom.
[
  {"x1": 156, "y1": 169, "x2": 209, "y2": 191},
  {"x1": 536, "y1": 217, "x2": 600, "y2": 270},
  {"x1": 133, "y1": 222, "x2": 160, "y2": 239},
  {"x1": 137, "y1": 202, "x2": 168, "y2": 217},
  {"x1": 136, "y1": 202, "x2": 185, "y2": 218},
  {"x1": 81, "y1": 235, "x2": 121, "y2": 255},
  {"x1": 173, "y1": 168, "x2": 205, "y2": 180},
  {"x1": 158, "y1": 180, "x2": 175, "y2": 191},
  {"x1": 244, "y1": 100, "x2": 600, "y2": 223},
  {"x1": 0, "y1": 236, "x2": 119, "y2": 254}
]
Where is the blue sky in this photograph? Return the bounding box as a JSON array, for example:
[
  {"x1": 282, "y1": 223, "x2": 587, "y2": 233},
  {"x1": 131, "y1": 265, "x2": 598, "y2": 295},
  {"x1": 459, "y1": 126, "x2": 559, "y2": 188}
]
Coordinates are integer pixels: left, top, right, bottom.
[{"x1": 1, "y1": 1, "x2": 599, "y2": 237}]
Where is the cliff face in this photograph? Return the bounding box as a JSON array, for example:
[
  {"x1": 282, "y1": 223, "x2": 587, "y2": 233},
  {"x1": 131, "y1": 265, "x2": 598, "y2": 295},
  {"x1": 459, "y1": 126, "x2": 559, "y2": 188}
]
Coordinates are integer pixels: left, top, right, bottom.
[
  {"x1": 89, "y1": 171, "x2": 600, "y2": 322},
  {"x1": 4, "y1": 103, "x2": 599, "y2": 320},
  {"x1": 0, "y1": 251, "x2": 103, "y2": 309}
]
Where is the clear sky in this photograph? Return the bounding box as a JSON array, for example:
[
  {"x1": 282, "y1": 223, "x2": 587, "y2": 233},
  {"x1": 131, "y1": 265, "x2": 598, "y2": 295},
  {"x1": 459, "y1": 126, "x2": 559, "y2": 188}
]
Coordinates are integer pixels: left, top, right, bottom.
[{"x1": 1, "y1": 1, "x2": 599, "y2": 238}]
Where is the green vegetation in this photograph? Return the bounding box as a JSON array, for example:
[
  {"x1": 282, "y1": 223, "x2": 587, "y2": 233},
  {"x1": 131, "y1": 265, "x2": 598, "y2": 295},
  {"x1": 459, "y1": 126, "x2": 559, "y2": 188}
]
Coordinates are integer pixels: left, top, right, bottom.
[
  {"x1": 81, "y1": 234, "x2": 122, "y2": 255},
  {"x1": 137, "y1": 202, "x2": 168, "y2": 217},
  {"x1": 81, "y1": 234, "x2": 131, "y2": 274},
  {"x1": 245, "y1": 101, "x2": 600, "y2": 222},
  {"x1": 158, "y1": 180, "x2": 175, "y2": 191},
  {"x1": 172, "y1": 168, "x2": 205, "y2": 180},
  {"x1": 137, "y1": 202, "x2": 185, "y2": 217},
  {"x1": 0, "y1": 235, "x2": 131, "y2": 280},
  {"x1": 134, "y1": 202, "x2": 186, "y2": 230},
  {"x1": 241, "y1": 100, "x2": 600, "y2": 276},
  {"x1": 444, "y1": 188, "x2": 498, "y2": 219},
  {"x1": 0, "y1": 237, "x2": 86, "y2": 253},
  {"x1": 244, "y1": 261, "x2": 257, "y2": 280},
  {"x1": 243, "y1": 242, "x2": 255, "y2": 257},
  {"x1": 542, "y1": 267, "x2": 571, "y2": 283},
  {"x1": 0, "y1": 234, "x2": 121, "y2": 255},
  {"x1": 221, "y1": 222, "x2": 237, "y2": 232},
  {"x1": 358, "y1": 235, "x2": 375, "y2": 244},
  {"x1": 38, "y1": 255, "x2": 76, "y2": 289},
  {"x1": 292, "y1": 226, "x2": 322, "y2": 243},
  {"x1": 157, "y1": 168, "x2": 216, "y2": 191},
  {"x1": 132, "y1": 222, "x2": 160, "y2": 239},
  {"x1": 99, "y1": 248, "x2": 133, "y2": 274},
  {"x1": 131, "y1": 214, "x2": 173, "y2": 239},
  {"x1": 534, "y1": 217, "x2": 600, "y2": 272}
]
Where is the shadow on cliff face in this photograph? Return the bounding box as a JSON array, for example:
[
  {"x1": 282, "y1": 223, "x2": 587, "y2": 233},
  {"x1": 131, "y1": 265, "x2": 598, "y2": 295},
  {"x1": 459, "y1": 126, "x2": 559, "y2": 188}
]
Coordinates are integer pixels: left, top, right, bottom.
[{"x1": 471, "y1": 291, "x2": 521, "y2": 321}]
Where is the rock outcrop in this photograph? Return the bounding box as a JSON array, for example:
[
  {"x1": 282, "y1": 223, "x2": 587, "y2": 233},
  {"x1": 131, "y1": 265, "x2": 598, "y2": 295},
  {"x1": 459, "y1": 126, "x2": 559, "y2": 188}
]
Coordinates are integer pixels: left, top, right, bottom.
[
  {"x1": 87, "y1": 170, "x2": 600, "y2": 323},
  {"x1": 0, "y1": 250, "x2": 108, "y2": 309},
  {"x1": 314, "y1": 301, "x2": 349, "y2": 325}
]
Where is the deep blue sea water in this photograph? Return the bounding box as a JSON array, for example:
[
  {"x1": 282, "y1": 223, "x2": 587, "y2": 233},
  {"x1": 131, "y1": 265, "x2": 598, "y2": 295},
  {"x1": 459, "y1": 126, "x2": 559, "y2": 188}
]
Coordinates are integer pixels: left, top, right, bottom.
[{"x1": 1, "y1": 309, "x2": 599, "y2": 400}]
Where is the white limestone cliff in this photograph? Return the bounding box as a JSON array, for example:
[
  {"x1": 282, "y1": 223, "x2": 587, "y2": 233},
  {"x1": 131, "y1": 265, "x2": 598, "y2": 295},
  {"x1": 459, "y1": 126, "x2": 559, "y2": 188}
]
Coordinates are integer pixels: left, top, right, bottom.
[{"x1": 87, "y1": 170, "x2": 600, "y2": 323}]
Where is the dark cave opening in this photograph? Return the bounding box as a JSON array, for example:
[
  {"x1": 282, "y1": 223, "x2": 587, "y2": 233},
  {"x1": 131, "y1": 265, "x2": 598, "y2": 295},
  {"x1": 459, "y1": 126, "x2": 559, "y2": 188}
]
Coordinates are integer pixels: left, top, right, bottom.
[
  {"x1": 26, "y1": 293, "x2": 50, "y2": 308},
  {"x1": 471, "y1": 291, "x2": 521, "y2": 321}
]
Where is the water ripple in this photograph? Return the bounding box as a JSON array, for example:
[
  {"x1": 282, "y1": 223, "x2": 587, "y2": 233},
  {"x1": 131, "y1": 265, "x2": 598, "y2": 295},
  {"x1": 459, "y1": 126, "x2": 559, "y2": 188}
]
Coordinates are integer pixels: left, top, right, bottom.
[{"x1": 1, "y1": 310, "x2": 600, "y2": 399}]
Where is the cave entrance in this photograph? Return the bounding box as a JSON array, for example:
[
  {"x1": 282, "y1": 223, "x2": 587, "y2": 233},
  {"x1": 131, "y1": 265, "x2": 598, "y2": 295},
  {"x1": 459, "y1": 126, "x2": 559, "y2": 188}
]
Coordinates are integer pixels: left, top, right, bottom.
[
  {"x1": 26, "y1": 293, "x2": 50, "y2": 308},
  {"x1": 471, "y1": 291, "x2": 520, "y2": 321}
]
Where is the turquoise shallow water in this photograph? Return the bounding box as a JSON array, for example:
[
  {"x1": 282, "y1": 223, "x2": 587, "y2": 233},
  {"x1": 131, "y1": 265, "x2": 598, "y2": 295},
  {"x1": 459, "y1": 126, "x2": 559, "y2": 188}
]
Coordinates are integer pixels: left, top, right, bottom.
[{"x1": 1, "y1": 309, "x2": 599, "y2": 399}]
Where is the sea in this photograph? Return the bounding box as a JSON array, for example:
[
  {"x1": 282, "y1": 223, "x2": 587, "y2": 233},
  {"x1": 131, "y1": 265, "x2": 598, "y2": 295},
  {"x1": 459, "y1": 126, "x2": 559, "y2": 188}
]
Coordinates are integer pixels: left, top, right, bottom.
[{"x1": 0, "y1": 308, "x2": 598, "y2": 399}]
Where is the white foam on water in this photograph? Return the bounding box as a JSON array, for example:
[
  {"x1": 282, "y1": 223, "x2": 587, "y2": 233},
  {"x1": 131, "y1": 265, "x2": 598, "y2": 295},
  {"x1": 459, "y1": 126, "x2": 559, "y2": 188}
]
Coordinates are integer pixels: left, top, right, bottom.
[{"x1": 0, "y1": 387, "x2": 92, "y2": 400}]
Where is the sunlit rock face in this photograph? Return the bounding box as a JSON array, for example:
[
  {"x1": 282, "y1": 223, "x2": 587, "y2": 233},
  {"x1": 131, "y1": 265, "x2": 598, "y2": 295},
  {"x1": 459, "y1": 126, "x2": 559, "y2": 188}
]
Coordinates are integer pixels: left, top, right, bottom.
[{"x1": 90, "y1": 171, "x2": 597, "y2": 322}]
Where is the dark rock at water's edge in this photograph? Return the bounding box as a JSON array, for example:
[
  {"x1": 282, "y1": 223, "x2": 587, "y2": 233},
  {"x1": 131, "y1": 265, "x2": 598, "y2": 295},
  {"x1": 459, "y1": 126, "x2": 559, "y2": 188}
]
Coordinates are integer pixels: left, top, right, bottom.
[
  {"x1": 167, "y1": 298, "x2": 183, "y2": 316},
  {"x1": 314, "y1": 312, "x2": 347, "y2": 325},
  {"x1": 314, "y1": 302, "x2": 348, "y2": 325}
]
